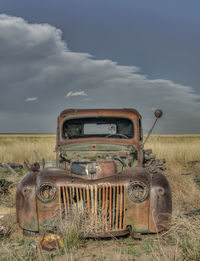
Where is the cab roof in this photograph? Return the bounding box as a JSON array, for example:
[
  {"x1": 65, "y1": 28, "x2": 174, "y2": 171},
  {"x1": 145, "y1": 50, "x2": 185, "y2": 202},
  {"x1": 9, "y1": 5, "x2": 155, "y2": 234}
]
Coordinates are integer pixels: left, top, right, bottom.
[{"x1": 60, "y1": 108, "x2": 141, "y2": 118}]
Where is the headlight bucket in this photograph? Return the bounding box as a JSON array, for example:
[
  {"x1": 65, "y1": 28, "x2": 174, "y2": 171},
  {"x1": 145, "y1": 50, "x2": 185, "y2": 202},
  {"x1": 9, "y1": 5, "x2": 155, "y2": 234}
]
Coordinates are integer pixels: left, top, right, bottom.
[
  {"x1": 37, "y1": 183, "x2": 57, "y2": 202},
  {"x1": 128, "y1": 181, "x2": 149, "y2": 203}
]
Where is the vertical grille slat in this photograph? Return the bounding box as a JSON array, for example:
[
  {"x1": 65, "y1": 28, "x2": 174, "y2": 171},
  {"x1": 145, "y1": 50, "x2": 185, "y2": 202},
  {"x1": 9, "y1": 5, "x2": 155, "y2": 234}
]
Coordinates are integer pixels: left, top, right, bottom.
[
  {"x1": 79, "y1": 188, "x2": 84, "y2": 210},
  {"x1": 62, "y1": 186, "x2": 67, "y2": 215},
  {"x1": 76, "y1": 186, "x2": 79, "y2": 211},
  {"x1": 98, "y1": 187, "x2": 101, "y2": 211},
  {"x1": 119, "y1": 185, "x2": 123, "y2": 230},
  {"x1": 123, "y1": 186, "x2": 126, "y2": 229},
  {"x1": 59, "y1": 184, "x2": 126, "y2": 232},
  {"x1": 59, "y1": 186, "x2": 62, "y2": 222},
  {"x1": 102, "y1": 185, "x2": 105, "y2": 214},
  {"x1": 91, "y1": 185, "x2": 94, "y2": 214},
  {"x1": 72, "y1": 186, "x2": 76, "y2": 209},
  {"x1": 112, "y1": 186, "x2": 116, "y2": 230},
  {"x1": 105, "y1": 185, "x2": 108, "y2": 231},
  {"x1": 69, "y1": 187, "x2": 72, "y2": 206},
  {"x1": 115, "y1": 185, "x2": 119, "y2": 230},
  {"x1": 66, "y1": 187, "x2": 70, "y2": 213},
  {"x1": 95, "y1": 186, "x2": 97, "y2": 215},
  {"x1": 87, "y1": 186, "x2": 90, "y2": 214},
  {"x1": 109, "y1": 185, "x2": 112, "y2": 231},
  {"x1": 83, "y1": 187, "x2": 86, "y2": 202}
]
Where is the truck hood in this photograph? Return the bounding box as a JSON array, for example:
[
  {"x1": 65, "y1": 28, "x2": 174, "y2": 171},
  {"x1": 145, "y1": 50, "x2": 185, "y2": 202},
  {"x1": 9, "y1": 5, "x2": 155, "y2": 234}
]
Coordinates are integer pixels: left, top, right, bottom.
[
  {"x1": 58, "y1": 142, "x2": 135, "y2": 151},
  {"x1": 36, "y1": 167, "x2": 151, "y2": 187},
  {"x1": 57, "y1": 142, "x2": 138, "y2": 175}
]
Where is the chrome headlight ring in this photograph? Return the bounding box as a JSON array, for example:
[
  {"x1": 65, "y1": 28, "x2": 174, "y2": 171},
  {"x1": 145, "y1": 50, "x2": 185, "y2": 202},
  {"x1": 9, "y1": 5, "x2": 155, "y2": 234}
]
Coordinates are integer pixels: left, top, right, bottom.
[
  {"x1": 37, "y1": 183, "x2": 57, "y2": 202},
  {"x1": 128, "y1": 181, "x2": 149, "y2": 203}
]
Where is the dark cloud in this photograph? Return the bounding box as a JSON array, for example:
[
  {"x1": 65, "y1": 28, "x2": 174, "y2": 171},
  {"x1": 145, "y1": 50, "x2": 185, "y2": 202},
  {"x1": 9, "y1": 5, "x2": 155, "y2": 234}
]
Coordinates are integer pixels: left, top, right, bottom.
[{"x1": 0, "y1": 14, "x2": 199, "y2": 133}]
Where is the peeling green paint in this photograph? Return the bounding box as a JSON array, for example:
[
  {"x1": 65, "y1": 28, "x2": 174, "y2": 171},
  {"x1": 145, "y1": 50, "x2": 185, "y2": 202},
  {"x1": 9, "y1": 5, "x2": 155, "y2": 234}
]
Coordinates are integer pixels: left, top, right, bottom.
[
  {"x1": 59, "y1": 142, "x2": 134, "y2": 151},
  {"x1": 58, "y1": 142, "x2": 138, "y2": 171},
  {"x1": 23, "y1": 218, "x2": 38, "y2": 231},
  {"x1": 39, "y1": 214, "x2": 60, "y2": 231}
]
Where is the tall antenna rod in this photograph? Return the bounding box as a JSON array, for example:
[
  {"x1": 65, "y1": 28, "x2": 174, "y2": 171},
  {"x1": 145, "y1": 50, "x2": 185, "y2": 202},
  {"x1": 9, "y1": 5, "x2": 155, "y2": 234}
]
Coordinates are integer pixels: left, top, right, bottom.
[{"x1": 142, "y1": 109, "x2": 163, "y2": 148}]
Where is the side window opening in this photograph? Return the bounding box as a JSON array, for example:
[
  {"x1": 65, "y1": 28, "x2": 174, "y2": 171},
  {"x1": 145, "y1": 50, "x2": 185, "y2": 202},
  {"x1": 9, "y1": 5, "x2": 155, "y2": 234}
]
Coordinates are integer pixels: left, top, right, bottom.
[{"x1": 139, "y1": 117, "x2": 143, "y2": 141}]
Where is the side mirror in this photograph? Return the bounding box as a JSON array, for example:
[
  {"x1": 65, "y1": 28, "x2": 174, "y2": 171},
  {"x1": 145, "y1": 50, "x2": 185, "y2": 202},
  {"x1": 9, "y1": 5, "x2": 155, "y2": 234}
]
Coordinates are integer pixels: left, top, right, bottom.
[
  {"x1": 141, "y1": 109, "x2": 163, "y2": 148},
  {"x1": 154, "y1": 109, "x2": 163, "y2": 119}
]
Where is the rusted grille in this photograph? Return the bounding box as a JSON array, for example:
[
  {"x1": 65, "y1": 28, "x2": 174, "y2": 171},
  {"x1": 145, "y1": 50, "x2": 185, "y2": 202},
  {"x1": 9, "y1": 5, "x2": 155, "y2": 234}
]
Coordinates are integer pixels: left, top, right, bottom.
[{"x1": 58, "y1": 185, "x2": 126, "y2": 231}]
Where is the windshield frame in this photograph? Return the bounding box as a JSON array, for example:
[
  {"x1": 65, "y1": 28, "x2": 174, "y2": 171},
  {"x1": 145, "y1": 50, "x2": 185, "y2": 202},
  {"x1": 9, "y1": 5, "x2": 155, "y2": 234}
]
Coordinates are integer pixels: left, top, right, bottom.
[{"x1": 60, "y1": 116, "x2": 135, "y2": 141}]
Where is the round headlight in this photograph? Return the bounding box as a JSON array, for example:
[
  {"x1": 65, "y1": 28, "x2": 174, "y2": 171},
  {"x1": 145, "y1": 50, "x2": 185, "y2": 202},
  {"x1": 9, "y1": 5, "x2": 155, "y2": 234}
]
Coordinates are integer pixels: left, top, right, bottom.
[
  {"x1": 37, "y1": 183, "x2": 57, "y2": 202},
  {"x1": 128, "y1": 181, "x2": 149, "y2": 203}
]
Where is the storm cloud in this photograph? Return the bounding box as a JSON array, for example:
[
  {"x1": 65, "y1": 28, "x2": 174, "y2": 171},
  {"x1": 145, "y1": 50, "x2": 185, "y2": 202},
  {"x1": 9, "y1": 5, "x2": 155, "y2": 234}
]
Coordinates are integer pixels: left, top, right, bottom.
[{"x1": 0, "y1": 14, "x2": 199, "y2": 133}]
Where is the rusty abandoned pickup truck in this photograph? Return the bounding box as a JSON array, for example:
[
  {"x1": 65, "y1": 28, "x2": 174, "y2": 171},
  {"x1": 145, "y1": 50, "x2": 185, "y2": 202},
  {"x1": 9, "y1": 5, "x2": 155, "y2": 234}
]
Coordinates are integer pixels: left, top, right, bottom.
[{"x1": 16, "y1": 108, "x2": 172, "y2": 237}]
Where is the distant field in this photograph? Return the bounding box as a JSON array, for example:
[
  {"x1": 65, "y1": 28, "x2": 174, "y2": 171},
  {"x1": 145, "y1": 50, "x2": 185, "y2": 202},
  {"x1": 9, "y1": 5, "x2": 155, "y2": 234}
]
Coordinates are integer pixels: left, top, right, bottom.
[
  {"x1": 0, "y1": 134, "x2": 200, "y2": 169},
  {"x1": 0, "y1": 134, "x2": 56, "y2": 163},
  {"x1": 146, "y1": 134, "x2": 200, "y2": 169}
]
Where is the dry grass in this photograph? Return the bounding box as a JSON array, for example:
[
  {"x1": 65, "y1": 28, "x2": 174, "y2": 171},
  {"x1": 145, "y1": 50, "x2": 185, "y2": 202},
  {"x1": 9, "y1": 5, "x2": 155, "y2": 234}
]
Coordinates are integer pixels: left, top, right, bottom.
[
  {"x1": 59, "y1": 209, "x2": 113, "y2": 238},
  {"x1": 0, "y1": 134, "x2": 56, "y2": 164},
  {"x1": 166, "y1": 169, "x2": 200, "y2": 212},
  {"x1": 144, "y1": 135, "x2": 200, "y2": 260},
  {"x1": 145, "y1": 134, "x2": 200, "y2": 170},
  {"x1": 166, "y1": 215, "x2": 200, "y2": 261},
  {"x1": 145, "y1": 135, "x2": 200, "y2": 212}
]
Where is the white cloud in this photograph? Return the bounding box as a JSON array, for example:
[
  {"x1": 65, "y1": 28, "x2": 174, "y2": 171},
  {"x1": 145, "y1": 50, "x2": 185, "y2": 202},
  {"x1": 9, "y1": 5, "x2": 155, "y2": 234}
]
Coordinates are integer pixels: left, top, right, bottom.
[
  {"x1": 66, "y1": 91, "x2": 87, "y2": 98},
  {"x1": 0, "y1": 14, "x2": 199, "y2": 133},
  {"x1": 84, "y1": 97, "x2": 93, "y2": 101},
  {"x1": 25, "y1": 97, "x2": 38, "y2": 102}
]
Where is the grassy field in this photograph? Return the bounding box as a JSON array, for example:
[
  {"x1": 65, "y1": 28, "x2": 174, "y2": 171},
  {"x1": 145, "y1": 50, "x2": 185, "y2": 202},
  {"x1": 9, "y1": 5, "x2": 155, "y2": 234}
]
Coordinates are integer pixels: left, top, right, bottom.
[
  {"x1": 0, "y1": 134, "x2": 56, "y2": 163},
  {"x1": 146, "y1": 134, "x2": 200, "y2": 169},
  {"x1": 0, "y1": 134, "x2": 200, "y2": 260},
  {"x1": 0, "y1": 134, "x2": 200, "y2": 167}
]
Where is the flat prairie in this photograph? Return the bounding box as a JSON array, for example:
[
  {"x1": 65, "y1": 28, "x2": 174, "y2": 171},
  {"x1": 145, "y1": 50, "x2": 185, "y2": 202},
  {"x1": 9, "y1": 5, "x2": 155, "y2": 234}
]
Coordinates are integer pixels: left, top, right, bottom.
[
  {"x1": 0, "y1": 134, "x2": 56, "y2": 163},
  {"x1": 0, "y1": 134, "x2": 199, "y2": 260},
  {"x1": 1, "y1": 134, "x2": 200, "y2": 166}
]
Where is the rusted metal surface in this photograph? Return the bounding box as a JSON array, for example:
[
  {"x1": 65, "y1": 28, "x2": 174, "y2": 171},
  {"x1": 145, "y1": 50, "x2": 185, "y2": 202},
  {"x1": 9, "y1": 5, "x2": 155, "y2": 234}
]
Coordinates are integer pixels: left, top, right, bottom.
[
  {"x1": 65, "y1": 160, "x2": 117, "y2": 179},
  {"x1": 149, "y1": 172, "x2": 172, "y2": 232},
  {"x1": 16, "y1": 172, "x2": 39, "y2": 231},
  {"x1": 16, "y1": 108, "x2": 172, "y2": 237},
  {"x1": 57, "y1": 109, "x2": 140, "y2": 149},
  {"x1": 58, "y1": 184, "x2": 126, "y2": 232},
  {"x1": 60, "y1": 108, "x2": 140, "y2": 117}
]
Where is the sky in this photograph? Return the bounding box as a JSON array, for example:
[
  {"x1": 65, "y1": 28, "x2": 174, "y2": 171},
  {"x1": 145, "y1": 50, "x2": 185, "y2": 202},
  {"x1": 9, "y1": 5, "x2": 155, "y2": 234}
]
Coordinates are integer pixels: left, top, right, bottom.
[{"x1": 0, "y1": 0, "x2": 200, "y2": 133}]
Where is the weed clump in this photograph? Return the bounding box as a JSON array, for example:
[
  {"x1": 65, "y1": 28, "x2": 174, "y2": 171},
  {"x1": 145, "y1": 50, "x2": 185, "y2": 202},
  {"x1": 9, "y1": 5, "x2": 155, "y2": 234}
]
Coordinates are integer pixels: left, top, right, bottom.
[{"x1": 166, "y1": 215, "x2": 200, "y2": 261}]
